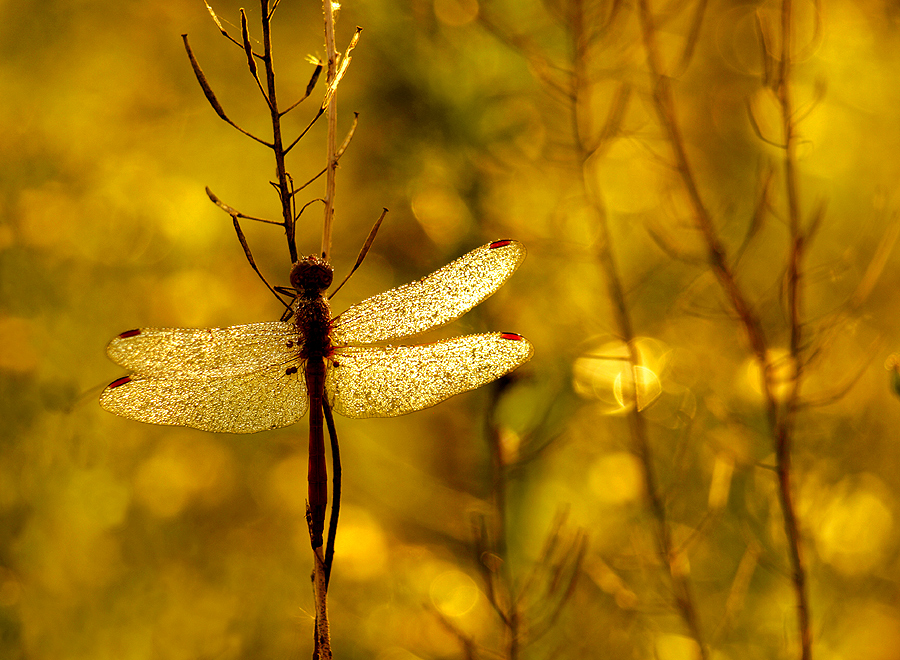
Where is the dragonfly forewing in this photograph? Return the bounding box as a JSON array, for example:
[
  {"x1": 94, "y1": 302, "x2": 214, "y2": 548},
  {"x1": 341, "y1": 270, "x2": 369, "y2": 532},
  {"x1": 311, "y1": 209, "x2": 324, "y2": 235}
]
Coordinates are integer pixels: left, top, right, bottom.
[
  {"x1": 106, "y1": 323, "x2": 301, "y2": 377},
  {"x1": 331, "y1": 240, "x2": 526, "y2": 345},
  {"x1": 325, "y1": 332, "x2": 534, "y2": 418},
  {"x1": 100, "y1": 363, "x2": 309, "y2": 433}
]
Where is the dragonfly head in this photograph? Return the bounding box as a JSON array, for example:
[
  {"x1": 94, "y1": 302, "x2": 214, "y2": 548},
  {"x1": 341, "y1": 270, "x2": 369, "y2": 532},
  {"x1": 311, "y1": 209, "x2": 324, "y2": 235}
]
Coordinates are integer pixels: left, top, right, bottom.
[{"x1": 290, "y1": 255, "x2": 334, "y2": 296}]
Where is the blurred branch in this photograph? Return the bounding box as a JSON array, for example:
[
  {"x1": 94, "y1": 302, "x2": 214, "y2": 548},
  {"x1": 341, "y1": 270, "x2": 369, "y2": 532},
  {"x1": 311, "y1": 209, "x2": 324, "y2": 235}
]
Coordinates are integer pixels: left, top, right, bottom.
[
  {"x1": 711, "y1": 540, "x2": 762, "y2": 643},
  {"x1": 733, "y1": 165, "x2": 775, "y2": 267},
  {"x1": 429, "y1": 604, "x2": 483, "y2": 660},
  {"x1": 567, "y1": 0, "x2": 710, "y2": 656},
  {"x1": 772, "y1": 1, "x2": 812, "y2": 656},
  {"x1": 800, "y1": 335, "x2": 884, "y2": 409},
  {"x1": 478, "y1": 10, "x2": 571, "y2": 101},
  {"x1": 674, "y1": 0, "x2": 709, "y2": 75},
  {"x1": 638, "y1": 0, "x2": 815, "y2": 657},
  {"x1": 745, "y1": 99, "x2": 786, "y2": 148},
  {"x1": 848, "y1": 214, "x2": 900, "y2": 310}
]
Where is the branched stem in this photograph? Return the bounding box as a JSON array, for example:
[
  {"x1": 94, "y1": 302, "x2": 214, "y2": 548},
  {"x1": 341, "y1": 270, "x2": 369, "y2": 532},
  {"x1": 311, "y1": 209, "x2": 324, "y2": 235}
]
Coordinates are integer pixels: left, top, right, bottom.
[
  {"x1": 257, "y1": 0, "x2": 298, "y2": 262},
  {"x1": 775, "y1": 1, "x2": 811, "y2": 657},
  {"x1": 636, "y1": 1, "x2": 811, "y2": 657},
  {"x1": 568, "y1": 0, "x2": 708, "y2": 656},
  {"x1": 186, "y1": 3, "x2": 351, "y2": 656}
]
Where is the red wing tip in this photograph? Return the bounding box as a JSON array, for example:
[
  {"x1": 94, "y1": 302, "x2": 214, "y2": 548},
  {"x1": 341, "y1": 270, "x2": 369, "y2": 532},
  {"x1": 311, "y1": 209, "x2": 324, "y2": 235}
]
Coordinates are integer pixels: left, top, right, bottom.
[
  {"x1": 489, "y1": 239, "x2": 515, "y2": 249},
  {"x1": 107, "y1": 376, "x2": 132, "y2": 389},
  {"x1": 118, "y1": 329, "x2": 142, "y2": 338},
  {"x1": 500, "y1": 332, "x2": 526, "y2": 341}
]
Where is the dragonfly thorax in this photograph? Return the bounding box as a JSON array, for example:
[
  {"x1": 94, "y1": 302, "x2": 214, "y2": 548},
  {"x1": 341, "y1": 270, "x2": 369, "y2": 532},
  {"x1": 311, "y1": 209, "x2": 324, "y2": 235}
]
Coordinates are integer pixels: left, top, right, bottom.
[{"x1": 290, "y1": 255, "x2": 333, "y2": 297}]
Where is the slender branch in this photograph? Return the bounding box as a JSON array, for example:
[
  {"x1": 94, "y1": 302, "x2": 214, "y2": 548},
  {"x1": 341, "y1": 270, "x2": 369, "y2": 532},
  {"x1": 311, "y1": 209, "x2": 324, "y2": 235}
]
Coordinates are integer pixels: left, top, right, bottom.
[
  {"x1": 312, "y1": 3, "x2": 340, "y2": 656},
  {"x1": 205, "y1": 0, "x2": 264, "y2": 57},
  {"x1": 182, "y1": 34, "x2": 272, "y2": 147},
  {"x1": 257, "y1": 0, "x2": 298, "y2": 263},
  {"x1": 321, "y1": 0, "x2": 339, "y2": 260},
  {"x1": 567, "y1": 0, "x2": 709, "y2": 655},
  {"x1": 190, "y1": 6, "x2": 342, "y2": 657},
  {"x1": 335, "y1": 111, "x2": 360, "y2": 160},
  {"x1": 206, "y1": 186, "x2": 283, "y2": 225},
  {"x1": 281, "y1": 60, "x2": 324, "y2": 116},
  {"x1": 774, "y1": 1, "x2": 812, "y2": 657},
  {"x1": 205, "y1": 187, "x2": 291, "y2": 309},
  {"x1": 240, "y1": 8, "x2": 273, "y2": 110},
  {"x1": 311, "y1": 546, "x2": 332, "y2": 660},
  {"x1": 329, "y1": 207, "x2": 387, "y2": 299},
  {"x1": 283, "y1": 106, "x2": 326, "y2": 155},
  {"x1": 637, "y1": 1, "x2": 812, "y2": 657},
  {"x1": 484, "y1": 380, "x2": 517, "y2": 659}
]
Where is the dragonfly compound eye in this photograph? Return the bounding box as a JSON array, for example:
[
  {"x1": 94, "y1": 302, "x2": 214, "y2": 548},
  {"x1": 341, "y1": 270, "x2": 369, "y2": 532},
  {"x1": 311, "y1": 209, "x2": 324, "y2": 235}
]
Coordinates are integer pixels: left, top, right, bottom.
[{"x1": 290, "y1": 256, "x2": 334, "y2": 294}]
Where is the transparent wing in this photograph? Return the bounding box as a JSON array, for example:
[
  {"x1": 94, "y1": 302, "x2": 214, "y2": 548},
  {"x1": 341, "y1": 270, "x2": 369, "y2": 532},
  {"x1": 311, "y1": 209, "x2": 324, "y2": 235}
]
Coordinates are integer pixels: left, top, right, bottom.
[
  {"x1": 106, "y1": 322, "x2": 301, "y2": 377},
  {"x1": 101, "y1": 322, "x2": 308, "y2": 433},
  {"x1": 331, "y1": 240, "x2": 526, "y2": 345},
  {"x1": 99, "y1": 362, "x2": 308, "y2": 433},
  {"x1": 326, "y1": 332, "x2": 533, "y2": 418}
]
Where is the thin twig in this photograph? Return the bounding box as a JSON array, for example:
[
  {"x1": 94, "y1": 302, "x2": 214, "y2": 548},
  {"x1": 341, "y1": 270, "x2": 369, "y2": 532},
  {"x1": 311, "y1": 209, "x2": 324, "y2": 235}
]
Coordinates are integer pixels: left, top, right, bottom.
[
  {"x1": 257, "y1": 0, "x2": 298, "y2": 263},
  {"x1": 182, "y1": 34, "x2": 272, "y2": 147},
  {"x1": 321, "y1": 0, "x2": 339, "y2": 260},
  {"x1": 329, "y1": 207, "x2": 388, "y2": 299},
  {"x1": 205, "y1": 0, "x2": 264, "y2": 56},
  {"x1": 775, "y1": 2, "x2": 812, "y2": 657},
  {"x1": 281, "y1": 60, "x2": 324, "y2": 116},
  {"x1": 637, "y1": 0, "x2": 813, "y2": 657},
  {"x1": 284, "y1": 106, "x2": 326, "y2": 155},
  {"x1": 205, "y1": 187, "x2": 292, "y2": 309},
  {"x1": 429, "y1": 604, "x2": 482, "y2": 660},
  {"x1": 240, "y1": 8, "x2": 273, "y2": 110}
]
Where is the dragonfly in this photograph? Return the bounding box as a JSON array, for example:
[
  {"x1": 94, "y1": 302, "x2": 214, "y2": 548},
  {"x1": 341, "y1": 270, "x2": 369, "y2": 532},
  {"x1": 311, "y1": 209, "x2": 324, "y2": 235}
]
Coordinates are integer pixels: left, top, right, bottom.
[{"x1": 100, "y1": 239, "x2": 533, "y2": 547}]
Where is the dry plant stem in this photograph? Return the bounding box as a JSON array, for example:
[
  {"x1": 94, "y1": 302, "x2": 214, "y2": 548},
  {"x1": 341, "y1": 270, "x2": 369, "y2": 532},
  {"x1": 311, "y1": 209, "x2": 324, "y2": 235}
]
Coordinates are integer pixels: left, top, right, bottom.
[
  {"x1": 257, "y1": 0, "x2": 299, "y2": 262},
  {"x1": 637, "y1": 1, "x2": 811, "y2": 657},
  {"x1": 321, "y1": 0, "x2": 338, "y2": 260},
  {"x1": 568, "y1": 1, "x2": 707, "y2": 656},
  {"x1": 774, "y1": 1, "x2": 812, "y2": 658},
  {"x1": 484, "y1": 383, "x2": 519, "y2": 660},
  {"x1": 313, "y1": 1, "x2": 339, "y2": 654},
  {"x1": 312, "y1": 546, "x2": 332, "y2": 660},
  {"x1": 190, "y1": 4, "x2": 339, "y2": 656},
  {"x1": 636, "y1": 0, "x2": 767, "y2": 364},
  {"x1": 431, "y1": 605, "x2": 481, "y2": 660}
]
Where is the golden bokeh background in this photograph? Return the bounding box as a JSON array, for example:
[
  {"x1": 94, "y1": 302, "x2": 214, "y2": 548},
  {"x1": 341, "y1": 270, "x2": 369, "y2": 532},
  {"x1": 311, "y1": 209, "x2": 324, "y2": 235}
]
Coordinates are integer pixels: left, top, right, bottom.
[{"x1": 2, "y1": 1, "x2": 900, "y2": 658}]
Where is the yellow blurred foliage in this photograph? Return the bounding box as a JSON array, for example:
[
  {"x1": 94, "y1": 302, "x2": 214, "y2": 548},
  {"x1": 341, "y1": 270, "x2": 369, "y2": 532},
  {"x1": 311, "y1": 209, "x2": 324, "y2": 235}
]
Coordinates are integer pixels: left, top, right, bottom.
[
  {"x1": 812, "y1": 474, "x2": 895, "y2": 575},
  {"x1": 4, "y1": 0, "x2": 900, "y2": 659},
  {"x1": 134, "y1": 435, "x2": 235, "y2": 518}
]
